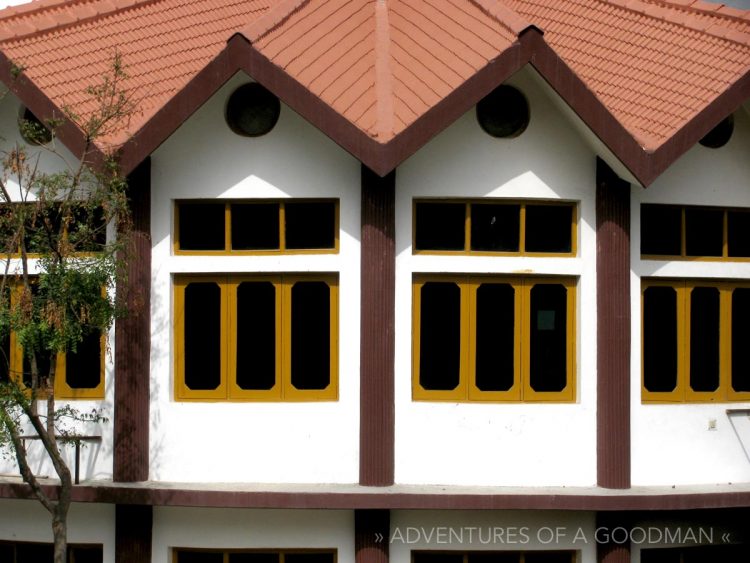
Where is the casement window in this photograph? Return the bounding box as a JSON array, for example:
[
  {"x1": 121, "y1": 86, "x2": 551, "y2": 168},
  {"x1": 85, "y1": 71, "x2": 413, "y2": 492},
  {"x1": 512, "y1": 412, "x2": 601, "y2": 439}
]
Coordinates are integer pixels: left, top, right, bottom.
[
  {"x1": 413, "y1": 275, "x2": 576, "y2": 402},
  {"x1": 641, "y1": 204, "x2": 750, "y2": 259},
  {"x1": 174, "y1": 274, "x2": 338, "y2": 401},
  {"x1": 412, "y1": 550, "x2": 575, "y2": 563},
  {"x1": 640, "y1": 545, "x2": 750, "y2": 563},
  {"x1": 173, "y1": 549, "x2": 336, "y2": 563},
  {"x1": 0, "y1": 283, "x2": 104, "y2": 400},
  {"x1": 642, "y1": 280, "x2": 750, "y2": 402},
  {"x1": 174, "y1": 199, "x2": 338, "y2": 254},
  {"x1": 413, "y1": 200, "x2": 576, "y2": 255},
  {"x1": 0, "y1": 541, "x2": 102, "y2": 563}
]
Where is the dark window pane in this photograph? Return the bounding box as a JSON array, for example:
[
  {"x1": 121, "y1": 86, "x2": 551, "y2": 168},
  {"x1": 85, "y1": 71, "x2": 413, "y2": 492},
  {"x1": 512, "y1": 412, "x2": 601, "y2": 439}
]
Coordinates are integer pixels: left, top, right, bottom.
[
  {"x1": 470, "y1": 204, "x2": 520, "y2": 251},
  {"x1": 529, "y1": 284, "x2": 568, "y2": 392},
  {"x1": 0, "y1": 331, "x2": 9, "y2": 384},
  {"x1": 414, "y1": 202, "x2": 466, "y2": 251},
  {"x1": 23, "y1": 349, "x2": 52, "y2": 388},
  {"x1": 290, "y1": 281, "x2": 331, "y2": 390},
  {"x1": 16, "y1": 542, "x2": 53, "y2": 563},
  {"x1": 179, "y1": 203, "x2": 225, "y2": 250},
  {"x1": 25, "y1": 203, "x2": 63, "y2": 255},
  {"x1": 419, "y1": 282, "x2": 461, "y2": 391},
  {"x1": 468, "y1": 552, "x2": 519, "y2": 563},
  {"x1": 728, "y1": 210, "x2": 750, "y2": 257},
  {"x1": 475, "y1": 283, "x2": 515, "y2": 391},
  {"x1": 231, "y1": 203, "x2": 280, "y2": 250},
  {"x1": 66, "y1": 331, "x2": 101, "y2": 389},
  {"x1": 732, "y1": 288, "x2": 750, "y2": 392},
  {"x1": 686, "y1": 207, "x2": 723, "y2": 257},
  {"x1": 643, "y1": 286, "x2": 678, "y2": 392},
  {"x1": 184, "y1": 282, "x2": 222, "y2": 390},
  {"x1": 525, "y1": 205, "x2": 573, "y2": 253},
  {"x1": 229, "y1": 553, "x2": 279, "y2": 563},
  {"x1": 285, "y1": 201, "x2": 336, "y2": 250},
  {"x1": 285, "y1": 554, "x2": 335, "y2": 563},
  {"x1": 689, "y1": 287, "x2": 720, "y2": 392},
  {"x1": 639, "y1": 549, "x2": 681, "y2": 563},
  {"x1": 0, "y1": 543, "x2": 14, "y2": 562},
  {"x1": 641, "y1": 205, "x2": 682, "y2": 256},
  {"x1": 68, "y1": 545, "x2": 103, "y2": 563},
  {"x1": 236, "y1": 282, "x2": 276, "y2": 390},
  {"x1": 524, "y1": 553, "x2": 574, "y2": 563},
  {"x1": 70, "y1": 205, "x2": 107, "y2": 252},
  {"x1": 413, "y1": 554, "x2": 464, "y2": 563},
  {"x1": 174, "y1": 551, "x2": 224, "y2": 563}
]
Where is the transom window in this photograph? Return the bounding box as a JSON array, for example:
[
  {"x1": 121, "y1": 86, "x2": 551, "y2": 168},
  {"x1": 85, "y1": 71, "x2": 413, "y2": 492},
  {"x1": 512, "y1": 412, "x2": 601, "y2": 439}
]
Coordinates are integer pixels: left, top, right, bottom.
[
  {"x1": 173, "y1": 549, "x2": 336, "y2": 563},
  {"x1": 413, "y1": 275, "x2": 576, "y2": 402},
  {"x1": 174, "y1": 199, "x2": 338, "y2": 254},
  {"x1": 642, "y1": 280, "x2": 750, "y2": 402},
  {"x1": 174, "y1": 274, "x2": 338, "y2": 401},
  {"x1": 641, "y1": 204, "x2": 750, "y2": 259},
  {"x1": 413, "y1": 550, "x2": 575, "y2": 563},
  {"x1": 413, "y1": 200, "x2": 576, "y2": 255},
  {"x1": 0, "y1": 282, "x2": 104, "y2": 399},
  {"x1": 640, "y1": 545, "x2": 749, "y2": 563}
]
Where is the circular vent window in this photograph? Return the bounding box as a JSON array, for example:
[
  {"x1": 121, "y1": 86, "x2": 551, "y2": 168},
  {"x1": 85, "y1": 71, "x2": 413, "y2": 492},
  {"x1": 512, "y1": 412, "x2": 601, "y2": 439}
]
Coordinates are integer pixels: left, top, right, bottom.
[
  {"x1": 225, "y1": 83, "x2": 280, "y2": 137},
  {"x1": 699, "y1": 115, "x2": 734, "y2": 149},
  {"x1": 18, "y1": 107, "x2": 52, "y2": 145},
  {"x1": 476, "y1": 85, "x2": 530, "y2": 138}
]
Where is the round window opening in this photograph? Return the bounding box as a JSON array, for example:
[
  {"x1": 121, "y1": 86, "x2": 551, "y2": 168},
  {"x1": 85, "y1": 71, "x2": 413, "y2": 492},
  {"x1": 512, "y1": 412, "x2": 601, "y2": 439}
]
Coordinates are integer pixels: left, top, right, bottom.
[
  {"x1": 225, "y1": 83, "x2": 281, "y2": 137},
  {"x1": 18, "y1": 107, "x2": 52, "y2": 145},
  {"x1": 699, "y1": 114, "x2": 734, "y2": 149},
  {"x1": 476, "y1": 85, "x2": 530, "y2": 138}
]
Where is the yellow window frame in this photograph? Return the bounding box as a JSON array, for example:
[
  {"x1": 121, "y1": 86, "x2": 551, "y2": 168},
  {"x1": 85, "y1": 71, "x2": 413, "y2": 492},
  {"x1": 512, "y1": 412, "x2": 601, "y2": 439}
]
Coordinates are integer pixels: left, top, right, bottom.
[
  {"x1": 173, "y1": 199, "x2": 340, "y2": 255},
  {"x1": 172, "y1": 548, "x2": 338, "y2": 563},
  {"x1": 174, "y1": 274, "x2": 339, "y2": 402},
  {"x1": 641, "y1": 279, "x2": 750, "y2": 403},
  {"x1": 412, "y1": 275, "x2": 576, "y2": 402},
  {"x1": 412, "y1": 199, "x2": 578, "y2": 257}
]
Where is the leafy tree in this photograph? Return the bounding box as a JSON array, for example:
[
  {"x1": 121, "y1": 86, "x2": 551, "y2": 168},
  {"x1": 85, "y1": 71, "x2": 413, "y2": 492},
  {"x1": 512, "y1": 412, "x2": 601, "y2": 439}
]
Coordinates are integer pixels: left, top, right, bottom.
[{"x1": 0, "y1": 55, "x2": 134, "y2": 563}]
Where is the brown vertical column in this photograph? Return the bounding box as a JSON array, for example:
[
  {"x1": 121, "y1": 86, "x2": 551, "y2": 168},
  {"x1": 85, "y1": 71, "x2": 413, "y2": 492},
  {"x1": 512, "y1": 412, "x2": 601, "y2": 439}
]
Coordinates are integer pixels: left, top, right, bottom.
[
  {"x1": 596, "y1": 157, "x2": 631, "y2": 489},
  {"x1": 114, "y1": 157, "x2": 151, "y2": 483},
  {"x1": 360, "y1": 165, "x2": 396, "y2": 486},
  {"x1": 595, "y1": 512, "x2": 631, "y2": 563},
  {"x1": 116, "y1": 504, "x2": 153, "y2": 563},
  {"x1": 356, "y1": 510, "x2": 390, "y2": 563}
]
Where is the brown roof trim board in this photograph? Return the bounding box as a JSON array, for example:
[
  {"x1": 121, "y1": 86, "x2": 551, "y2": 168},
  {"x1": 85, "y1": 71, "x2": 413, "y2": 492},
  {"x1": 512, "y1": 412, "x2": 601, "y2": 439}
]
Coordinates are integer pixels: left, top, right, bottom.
[{"x1": 3, "y1": 482, "x2": 750, "y2": 511}]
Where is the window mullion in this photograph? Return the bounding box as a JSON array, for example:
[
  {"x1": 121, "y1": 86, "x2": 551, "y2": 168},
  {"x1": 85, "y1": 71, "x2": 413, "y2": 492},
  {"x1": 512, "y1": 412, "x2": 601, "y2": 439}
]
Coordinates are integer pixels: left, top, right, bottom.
[
  {"x1": 519, "y1": 204, "x2": 527, "y2": 253},
  {"x1": 464, "y1": 203, "x2": 471, "y2": 252},
  {"x1": 223, "y1": 276, "x2": 232, "y2": 400},
  {"x1": 279, "y1": 202, "x2": 286, "y2": 251},
  {"x1": 280, "y1": 275, "x2": 290, "y2": 399},
  {"x1": 519, "y1": 277, "x2": 529, "y2": 400},
  {"x1": 721, "y1": 285, "x2": 731, "y2": 400},
  {"x1": 678, "y1": 282, "x2": 688, "y2": 400},
  {"x1": 461, "y1": 276, "x2": 473, "y2": 399}
]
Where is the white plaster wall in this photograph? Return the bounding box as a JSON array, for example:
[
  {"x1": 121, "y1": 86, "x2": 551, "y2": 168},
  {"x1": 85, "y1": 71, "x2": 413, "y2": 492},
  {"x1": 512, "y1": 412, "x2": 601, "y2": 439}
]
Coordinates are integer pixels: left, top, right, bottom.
[
  {"x1": 631, "y1": 109, "x2": 750, "y2": 486},
  {"x1": 394, "y1": 68, "x2": 598, "y2": 487},
  {"x1": 391, "y1": 510, "x2": 596, "y2": 563},
  {"x1": 152, "y1": 507, "x2": 353, "y2": 563},
  {"x1": 149, "y1": 73, "x2": 361, "y2": 483},
  {"x1": 0, "y1": 90, "x2": 114, "y2": 482},
  {"x1": 0, "y1": 499, "x2": 115, "y2": 562}
]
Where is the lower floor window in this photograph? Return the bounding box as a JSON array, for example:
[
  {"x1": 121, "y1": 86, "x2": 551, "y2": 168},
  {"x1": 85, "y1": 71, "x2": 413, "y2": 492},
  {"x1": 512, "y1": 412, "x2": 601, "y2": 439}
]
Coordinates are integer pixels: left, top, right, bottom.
[
  {"x1": 642, "y1": 280, "x2": 750, "y2": 402},
  {"x1": 173, "y1": 549, "x2": 336, "y2": 563},
  {"x1": 413, "y1": 551, "x2": 574, "y2": 563},
  {"x1": 413, "y1": 275, "x2": 576, "y2": 402},
  {"x1": 0, "y1": 541, "x2": 102, "y2": 563},
  {"x1": 174, "y1": 274, "x2": 338, "y2": 401}
]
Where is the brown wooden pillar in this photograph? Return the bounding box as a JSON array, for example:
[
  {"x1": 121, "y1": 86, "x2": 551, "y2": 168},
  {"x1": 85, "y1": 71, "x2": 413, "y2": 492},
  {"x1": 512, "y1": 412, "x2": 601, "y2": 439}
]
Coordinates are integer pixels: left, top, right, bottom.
[
  {"x1": 360, "y1": 165, "x2": 396, "y2": 486},
  {"x1": 596, "y1": 158, "x2": 631, "y2": 489},
  {"x1": 114, "y1": 157, "x2": 151, "y2": 483},
  {"x1": 596, "y1": 512, "x2": 631, "y2": 563},
  {"x1": 116, "y1": 504, "x2": 153, "y2": 563},
  {"x1": 356, "y1": 510, "x2": 390, "y2": 563}
]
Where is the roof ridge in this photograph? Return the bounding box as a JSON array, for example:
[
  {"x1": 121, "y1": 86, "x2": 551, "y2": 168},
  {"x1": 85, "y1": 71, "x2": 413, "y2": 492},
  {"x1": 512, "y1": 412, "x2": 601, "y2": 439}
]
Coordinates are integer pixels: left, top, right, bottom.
[
  {"x1": 375, "y1": 0, "x2": 393, "y2": 140},
  {"x1": 0, "y1": 0, "x2": 159, "y2": 42},
  {"x1": 468, "y1": 0, "x2": 537, "y2": 37},
  {"x1": 603, "y1": 0, "x2": 750, "y2": 47},
  {"x1": 241, "y1": 0, "x2": 311, "y2": 44}
]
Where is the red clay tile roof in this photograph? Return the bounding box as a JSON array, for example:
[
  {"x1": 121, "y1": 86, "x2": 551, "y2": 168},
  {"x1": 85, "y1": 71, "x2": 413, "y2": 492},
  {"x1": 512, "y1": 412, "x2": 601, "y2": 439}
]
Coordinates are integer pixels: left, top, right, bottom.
[{"x1": 0, "y1": 0, "x2": 749, "y2": 182}]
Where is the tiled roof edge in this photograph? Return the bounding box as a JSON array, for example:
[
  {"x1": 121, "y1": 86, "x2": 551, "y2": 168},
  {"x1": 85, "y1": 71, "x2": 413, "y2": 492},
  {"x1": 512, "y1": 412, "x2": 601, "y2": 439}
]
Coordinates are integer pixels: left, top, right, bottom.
[
  {"x1": 604, "y1": 0, "x2": 750, "y2": 47},
  {"x1": 241, "y1": 0, "x2": 311, "y2": 44},
  {"x1": 0, "y1": 0, "x2": 159, "y2": 43},
  {"x1": 469, "y1": 0, "x2": 538, "y2": 37},
  {"x1": 656, "y1": 0, "x2": 750, "y2": 23}
]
